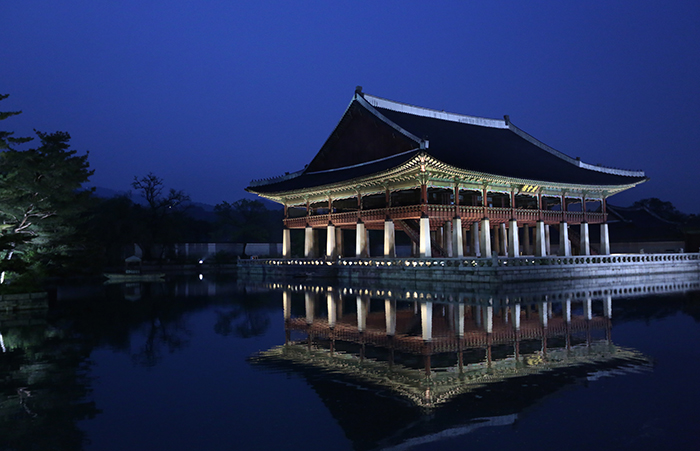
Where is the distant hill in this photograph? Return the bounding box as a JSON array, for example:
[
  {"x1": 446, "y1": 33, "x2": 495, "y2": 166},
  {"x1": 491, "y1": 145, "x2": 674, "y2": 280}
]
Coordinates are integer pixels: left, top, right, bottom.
[{"x1": 89, "y1": 186, "x2": 280, "y2": 222}]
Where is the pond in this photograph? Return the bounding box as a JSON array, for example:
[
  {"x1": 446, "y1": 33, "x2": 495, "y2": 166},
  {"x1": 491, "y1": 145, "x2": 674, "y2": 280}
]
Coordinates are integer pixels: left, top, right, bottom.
[{"x1": 1, "y1": 272, "x2": 700, "y2": 450}]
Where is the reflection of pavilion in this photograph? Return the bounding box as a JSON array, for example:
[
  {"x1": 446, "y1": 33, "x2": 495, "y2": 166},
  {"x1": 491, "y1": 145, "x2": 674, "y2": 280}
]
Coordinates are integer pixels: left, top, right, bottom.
[{"x1": 251, "y1": 280, "x2": 658, "y2": 450}]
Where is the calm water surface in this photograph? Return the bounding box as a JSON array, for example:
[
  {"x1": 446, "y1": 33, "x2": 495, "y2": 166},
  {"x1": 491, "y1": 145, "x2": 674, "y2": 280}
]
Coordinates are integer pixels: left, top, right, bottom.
[{"x1": 2, "y1": 273, "x2": 700, "y2": 451}]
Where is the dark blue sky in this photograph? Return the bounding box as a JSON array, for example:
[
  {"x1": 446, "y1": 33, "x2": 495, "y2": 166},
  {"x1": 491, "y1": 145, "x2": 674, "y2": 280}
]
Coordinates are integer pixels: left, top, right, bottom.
[{"x1": 2, "y1": 1, "x2": 699, "y2": 211}]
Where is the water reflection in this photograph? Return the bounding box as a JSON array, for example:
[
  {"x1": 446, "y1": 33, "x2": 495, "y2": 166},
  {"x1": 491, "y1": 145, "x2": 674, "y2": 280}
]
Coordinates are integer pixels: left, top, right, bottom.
[{"x1": 250, "y1": 273, "x2": 699, "y2": 450}]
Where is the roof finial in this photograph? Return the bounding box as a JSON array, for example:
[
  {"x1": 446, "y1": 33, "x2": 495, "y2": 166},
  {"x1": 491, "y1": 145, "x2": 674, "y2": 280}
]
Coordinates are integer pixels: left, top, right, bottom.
[{"x1": 355, "y1": 85, "x2": 364, "y2": 97}]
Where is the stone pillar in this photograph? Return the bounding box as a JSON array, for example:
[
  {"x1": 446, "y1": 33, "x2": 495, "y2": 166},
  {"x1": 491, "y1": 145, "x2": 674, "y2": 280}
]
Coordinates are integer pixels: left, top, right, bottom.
[
  {"x1": 485, "y1": 305, "x2": 493, "y2": 334},
  {"x1": 457, "y1": 304, "x2": 465, "y2": 337},
  {"x1": 326, "y1": 223, "x2": 336, "y2": 259},
  {"x1": 356, "y1": 296, "x2": 369, "y2": 332},
  {"x1": 508, "y1": 219, "x2": 520, "y2": 257},
  {"x1": 523, "y1": 224, "x2": 531, "y2": 255},
  {"x1": 385, "y1": 299, "x2": 396, "y2": 336},
  {"x1": 443, "y1": 221, "x2": 453, "y2": 257},
  {"x1": 421, "y1": 301, "x2": 433, "y2": 341},
  {"x1": 492, "y1": 226, "x2": 501, "y2": 255},
  {"x1": 471, "y1": 221, "x2": 481, "y2": 257},
  {"x1": 462, "y1": 228, "x2": 469, "y2": 256},
  {"x1": 603, "y1": 295, "x2": 612, "y2": 318},
  {"x1": 499, "y1": 223, "x2": 508, "y2": 256},
  {"x1": 540, "y1": 302, "x2": 549, "y2": 328},
  {"x1": 545, "y1": 225, "x2": 551, "y2": 256},
  {"x1": 452, "y1": 217, "x2": 463, "y2": 258},
  {"x1": 534, "y1": 220, "x2": 546, "y2": 257},
  {"x1": 283, "y1": 289, "x2": 292, "y2": 320},
  {"x1": 564, "y1": 298, "x2": 572, "y2": 323},
  {"x1": 584, "y1": 297, "x2": 593, "y2": 321},
  {"x1": 479, "y1": 218, "x2": 491, "y2": 257},
  {"x1": 512, "y1": 303, "x2": 521, "y2": 330},
  {"x1": 304, "y1": 291, "x2": 315, "y2": 324},
  {"x1": 356, "y1": 221, "x2": 368, "y2": 258},
  {"x1": 304, "y1": 226, "x2": 315, "y2": 258},
  {"x1": 327, "y1": 291, "x2": 337, "y2": 328},
  {"x1": 335, "y1": 227, "x2": 344, "y2": 257},
  {"x1": 580, "y1": 222, "x2": 590, "y2": 256},
  {"x1": 282, "y1": 227, "x2": 291, "y2": 259},
  {"x1": 384, "y1": 219, "x2": 396, "y2": 258},
  {"x1": 600, "y1": 223, "x2": 610, "y2": 255},
  {"x1": 419, "y1": 216, "x2": 432, "y2": 258},
  {"x1": 558, "y1": 222, "x2": 571, "y2": 256}
]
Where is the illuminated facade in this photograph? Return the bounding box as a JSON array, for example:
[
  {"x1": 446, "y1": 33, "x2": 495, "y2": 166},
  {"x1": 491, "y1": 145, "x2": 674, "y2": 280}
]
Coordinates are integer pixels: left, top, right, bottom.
[{"x1": 248, "y1": 88, "x2": 647, "y2": 258}]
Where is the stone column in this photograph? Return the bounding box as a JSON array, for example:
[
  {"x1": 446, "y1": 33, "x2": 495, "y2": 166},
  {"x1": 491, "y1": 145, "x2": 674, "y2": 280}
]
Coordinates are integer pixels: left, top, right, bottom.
[
  {"x1": 282, "y1": 227, "x2": 291, "y2": 259},
  {"x1": 584, "y1": 297, "x2": 593, "y2": 321},
  {"x1": 462, "y1": 228, "x2": 469, "y2": 256},
  {"x1": 457, "y1": 303, "x2": 465, "y2": 337},
  {"x1": 444, "y1": 221, "x2": 453, "y2": 257},
  {"x1": 512, "y1": 303, "x2": 521, "y2": 330},
  {"x1": 492, "y1": 226, "x2": 501, "y2": 255},
  {"x1": 356, "y1": 221, "x2": 368, "y2": 258},
  {"x1": 580, "y1": 222, "x2": 590, "y2": 256},
  {"x1": 603, "y1": 295, "x2": 612, "y2": 319},
  {"x1": 485, "y1": 305, "x2": 493, "y2": 334},
  {"x1": 545, "y1": 225, "x2": 551, "y2": 256},
  {"x1": 452, "y1": 217, "x2": 463, "y2": 258},
  {"x1": 471, "y1": 221, "x2": 481, "y2": 257},
  {"x1": 385, "y1": 299, "x2": 396, "y2": 336},
  {"x1": 283, "y1": 289, "x2": 292, "y2": 321},
  {"x1": 523, "y1": 224, "x2": 531, "y2": 255},
  {"x1": 559, "y1": 222, "x2": 571, "y2": 256},
  {"x1": 305, "y1": 291, "x2": 315, "y2": 324},
  {"x1": 327, "y1": 291, "x2": 337, "y2": 328},
  {"x1": 600, "y1": 223, "x2": 610, "y2": 255},
  {"x1": 534, "y1": 220, "x2": 546, "y2": 257},
  {"x1": 384, "y1": 219, "x2": 396, "y2": 258},
  {"x1": 419, "y1": 216, "x2": 432, "y2": 258},
  {"x1": 304, "y1": 226, "x2": 315, "y2": 258},
  {"x1": 508, "y1": 219, "x2": 520, "y2": 257},
  {"x1": 421, "y1": 301, "x2": 433, "y2": 341},
  {"x1": 326, "y1": 222, "x2": 336, "y2": 259},
  {"x1": 499, "y1": 223, "x2": 508, "y2": 256},
  {"x1": 335, "y1": 227, "x2": 344, "y2": 257},
  {"x1": 356, "y1": 296, "x2": 369, "y2": 332},
  {"x1": 564, "y1": 298, "x2": 572, "y2": 323},
  {"x1": 479, "y1": 218, "x2": 491, "y2": 257},
  {"x1": 540, "y1": 302, "x2": 549, "y2": 328}
]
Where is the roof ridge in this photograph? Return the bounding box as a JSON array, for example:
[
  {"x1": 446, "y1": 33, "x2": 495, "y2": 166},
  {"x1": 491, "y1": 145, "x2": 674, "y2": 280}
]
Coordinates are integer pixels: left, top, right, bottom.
[{"x1": 363, "y1": 93, "x2": 509, "y2": 129}]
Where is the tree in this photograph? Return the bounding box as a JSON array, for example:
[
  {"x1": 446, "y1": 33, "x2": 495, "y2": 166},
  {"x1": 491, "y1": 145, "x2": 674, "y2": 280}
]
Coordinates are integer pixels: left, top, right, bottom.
[
  {"x1": 131, "y1": 172, "x2": 190, "y2": 260},
  {"x1": 213, "y1": 199, "x2": 281, "y2": 257},
  {"x1": 631, "y1": 198, "x2": 688, "y2": 223},
  {"x1": 0, "y1": 130, "x2": 93, "y2": 284},
  {"x1": 0, "y1": 94, "x2": 32, "y2": 151}
]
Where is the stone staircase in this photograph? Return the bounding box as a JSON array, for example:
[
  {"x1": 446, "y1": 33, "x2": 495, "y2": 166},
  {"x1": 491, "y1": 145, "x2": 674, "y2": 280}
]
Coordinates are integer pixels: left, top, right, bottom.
[{"x1": 395, "y1": 219, "x2": 448, "y2": 257}]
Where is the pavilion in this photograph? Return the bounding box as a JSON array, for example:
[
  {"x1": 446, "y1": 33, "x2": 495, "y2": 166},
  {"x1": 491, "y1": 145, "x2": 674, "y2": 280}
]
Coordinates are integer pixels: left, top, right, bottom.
[{"x1": 247, "y1": 87, "x2": 647, "y2": 259}]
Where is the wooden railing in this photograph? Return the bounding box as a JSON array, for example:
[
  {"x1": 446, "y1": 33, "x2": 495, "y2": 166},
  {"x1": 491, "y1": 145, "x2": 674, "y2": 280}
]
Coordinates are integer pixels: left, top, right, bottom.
[{"x1": 283, "y1": 205, "x2": 607, "y2": 228}]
